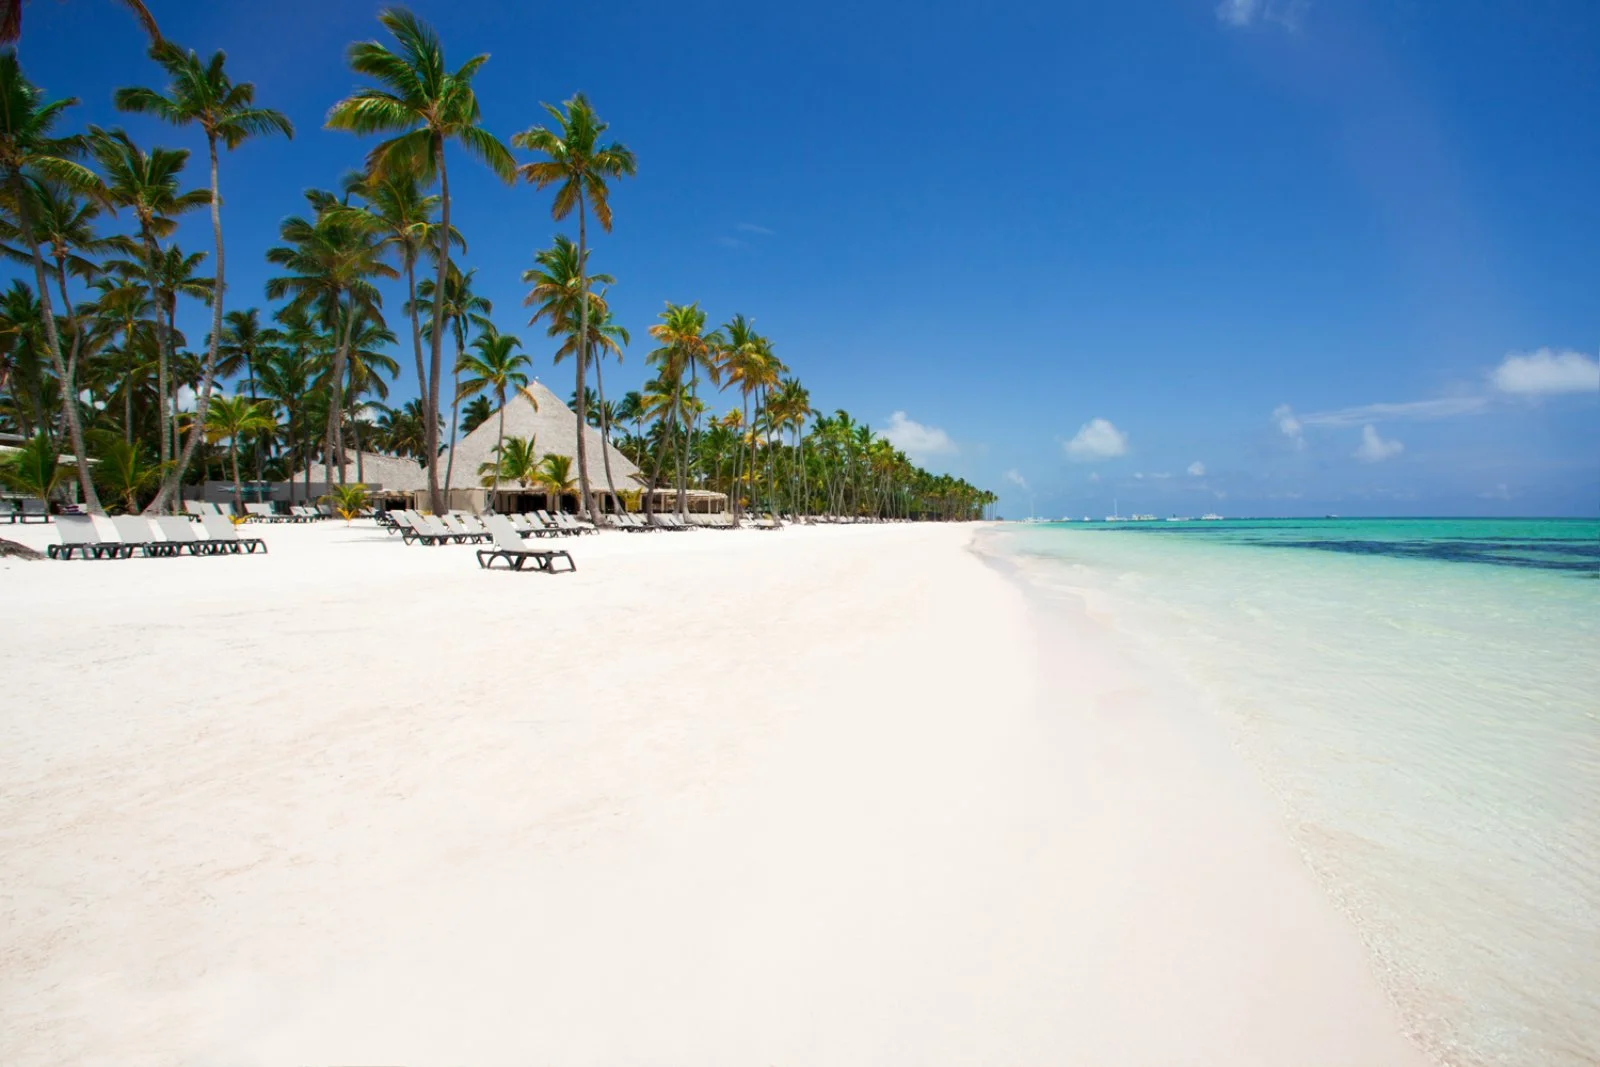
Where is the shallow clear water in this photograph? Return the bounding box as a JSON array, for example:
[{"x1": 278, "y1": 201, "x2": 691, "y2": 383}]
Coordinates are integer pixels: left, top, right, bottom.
[{"x1": 988, "y1": 519, "x2": 1600, "y2": 1067}]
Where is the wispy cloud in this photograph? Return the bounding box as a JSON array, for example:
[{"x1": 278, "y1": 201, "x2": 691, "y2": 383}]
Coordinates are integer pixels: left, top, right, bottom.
[
  {"x1": 1003, "y1": 469, "x2": 1029, "y2": 491},
  {"x1": 715, "y1": 235, "x2": 746, "y2": 249},
  {"x1": 1272, "y1": 404, "x2": 1305, "y2": 449},
  {"x1": 1064, "y1": 418, "x2": 1129, "y2": 461},
  {"x1": 1299, "y1": 396, "x2": 1490, "y2": 427},
  {"x1": 1216, "y1": 0, "x2": 1309, "y2": 31},
  {"x1": 882, "y1": 411, "x2": 957, "y2": 459},
  {"x1": 1187, "y1": 461, "x2": 1206, "y2": 476},
  {"x1": 736, "y1": 222, "x2": 775, "y2": 236},
  {"x1": 1354, "y1": 424, "x2": 1404, "y2": 463},
  {"x1": 1491, "y1": 348, "x2": 1600, "y2": 396}
]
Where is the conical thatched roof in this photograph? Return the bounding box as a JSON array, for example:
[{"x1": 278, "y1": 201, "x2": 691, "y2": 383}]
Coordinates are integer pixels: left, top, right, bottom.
[
  {"x1": 293, "y1": 450, "x2": 431, "y2": 492},
  {"x1": 443, "y1": 380, "x2": 642, "y2": 493}
]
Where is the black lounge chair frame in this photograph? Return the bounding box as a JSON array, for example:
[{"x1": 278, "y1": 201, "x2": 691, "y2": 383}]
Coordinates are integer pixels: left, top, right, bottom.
[{"x1": 476, "y1": 545, "x2": 576, "y2": 572}]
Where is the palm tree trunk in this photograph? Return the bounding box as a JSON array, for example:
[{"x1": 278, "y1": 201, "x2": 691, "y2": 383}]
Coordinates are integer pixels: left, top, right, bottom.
[
  {"x1": 423, "y1": 134, "x2": 448, "y2": 514},
  {"x1": 324, "y1": 295, "x2": 352, "y2": 487},
  {"x1": 9, "y1": 171, "x2": 100, "y2": 512},
  {"x1": 595, "y1": 354, "x2": 619, "y2": 520},
  {"x1": 574, "y1": 198, "x2": 597, "y2": 525},
  {"x1": 443, "y1": 327, "x2": 462, "y2": 496},
  {"x1": 230, "y1": 439, "x2": 243, "y2": 514},
  {"x1": 147, "y1": 135, "x2": 226, "y2": 516},
  {"x1": 489, "y1": 398, "x2": 505, "y2": 508}
]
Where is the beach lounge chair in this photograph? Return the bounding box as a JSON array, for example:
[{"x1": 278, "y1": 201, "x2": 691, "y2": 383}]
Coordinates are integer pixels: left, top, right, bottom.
[
  {"x1": 477, "y1": 515, "x2": 575, "y2": 573},
  {"x1": 550, "y1": 512, "x2": 595, "y2": 536},
  {"x1": 3, "y1": 497, "x2": 49, "y2": 523},
  {"x1": 155, "y1": 515, "x2": 221, "y2": 555},
  {"x1": 401, "y1": 513, "x2": 466, "y2": 545},
  {"x1": 183, "y1": 500, "x2": 208, "y2": 519},
  {"x1": 199, "y1": 512, "x2": 267, "y2": 554},
  {"x1": 386, "y1": 510, "x2": 416, "y2": 535},
  {"x1": 47, "y1": 515, "x2": 127, "y2": 560},
  {"x1": 440, "y1": 514, "x2": 491, "y2": 543},
  {"x1": 110, "y1": 515, "x2": 175, "y2": 557},
  {"x1": 244, "y1": 502, "x2": 281, "y2": 523},
  {"x1": 614, "y1": 513, "x2": 652, "y2": 533}
]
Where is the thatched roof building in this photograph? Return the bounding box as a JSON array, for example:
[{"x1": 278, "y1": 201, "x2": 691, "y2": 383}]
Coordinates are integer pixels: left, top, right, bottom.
[
  {"x1": 442, "y1": 380, "x2": 642, "y2": 502},
  {"x1": 283, "y1": 450, "x2": 431, "y2": 502}
]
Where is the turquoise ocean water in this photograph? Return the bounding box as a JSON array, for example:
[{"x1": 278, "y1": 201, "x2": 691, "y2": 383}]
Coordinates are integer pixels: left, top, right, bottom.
[{"x1": 987, "y1": 518, "x2": 1599, "y2": 1067}]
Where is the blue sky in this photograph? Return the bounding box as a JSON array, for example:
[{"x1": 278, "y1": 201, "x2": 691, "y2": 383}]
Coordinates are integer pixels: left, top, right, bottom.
[{"x1": 13, "y1": 0, "x2": 1599, "y2": 516}]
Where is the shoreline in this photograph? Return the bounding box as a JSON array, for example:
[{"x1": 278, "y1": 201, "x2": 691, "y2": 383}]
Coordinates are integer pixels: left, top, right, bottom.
[{"x1": 2, "y1": 521, "x2": 1424, "y2": 1065}]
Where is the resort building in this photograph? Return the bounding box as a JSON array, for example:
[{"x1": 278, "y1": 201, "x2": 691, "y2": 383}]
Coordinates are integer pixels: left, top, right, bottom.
[{"x1": 281, "y1": 381, "x2": 661, "y2": 514}]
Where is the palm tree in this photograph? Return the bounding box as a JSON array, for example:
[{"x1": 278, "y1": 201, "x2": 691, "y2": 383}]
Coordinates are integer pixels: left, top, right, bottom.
[
  {"x1": 202, "y1": 394, "x2": 275, "y2": 513},
  {"x1": 265, "y1": 190, "x2": 395, "y2": 481},
  {"x1": 415, "y1": 263, "x2": 489, "y2": 494},
  {"x1": 0, "y1": 429, "x2": 73, "y2": 500},
  {"x1": 375, "y1": 398, "x2": 427, "y2": 461},
  {"x1": 479, "y1": 433, "x2": 539, "y2": 490},
  {"x1": 513, "y1": 93, "x2": 635, "y2": 526},
  {"x1": 105, "y1": 243, "x2": 211, "y2": 465},
  {"x1": 338, "y1": 309, "x2": 399, "y2": 480},
  {"x1": 0, "y1": 0, "x2": 159, "y2": 44},
  {"x1": 0, "y1": 277, "x2": 47, "y2": 436},
  {"x1": 538, "y1": 452, "x2": 576, "y2": 514},
  {"x1": 335, "y1": 170, "x2": 458, "y2": 446},
  {"x1": 257, "y1": 326, "x2": 317, "y2": 501},
  {"x1": 215, "y1": 307, "x2": 279, "y2": 485},
  {"x1": 91, "y1": 127, "x2": 209, "y2": 464},
  {"x1": 0, "y1": 54, "x2": 103, "y2": 511},
  {"x1": 115, "y1": 39, "x2": 293, "y2": 513},
  {"x1": 0, "y1": 179, "x2": 120, "y2": 396},
  {"x1": 456, "y1": 325, "x2": 529, "y2": 506},
  {"x1": 327, "y1": 7, "x2": 515, "y2": 513},
  {"x1": 87, "y1": 431, "x2": 163, "y2": 513},
  {"x1": 459, "y1": 394, "x2": 491, "y2": 434}
]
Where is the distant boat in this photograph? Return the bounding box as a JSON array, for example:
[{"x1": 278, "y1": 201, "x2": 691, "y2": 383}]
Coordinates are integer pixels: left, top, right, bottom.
[
  {"x1": 1200, "y1": 513, "x2": 1224, "y2": 521},
  {"x1": 1166, "y1": 516, "x2": 1191, "y2": 522}
]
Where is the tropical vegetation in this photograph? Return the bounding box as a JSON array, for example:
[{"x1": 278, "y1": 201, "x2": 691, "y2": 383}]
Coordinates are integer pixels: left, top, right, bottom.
[{"x1": 0, "y1": 8, "x2": 992, "y2": 522}]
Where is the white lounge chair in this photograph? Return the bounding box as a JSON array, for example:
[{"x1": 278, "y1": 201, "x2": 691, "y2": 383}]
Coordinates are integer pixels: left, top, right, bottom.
[
  {"x1": 477, "y1": 515, "x2": 575, "y2": 573},
  {"x1": 47, "y1": 515, "x2": 127, "y2": 560},
  {"x1": 199, "y1": 512, "x2": 267, "y2": 554}
]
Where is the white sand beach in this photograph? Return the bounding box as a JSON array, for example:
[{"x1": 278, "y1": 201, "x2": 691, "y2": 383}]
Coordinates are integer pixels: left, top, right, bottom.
[{"x1": 0, "y1": 521, "x2": 1427, "y2": 1066}]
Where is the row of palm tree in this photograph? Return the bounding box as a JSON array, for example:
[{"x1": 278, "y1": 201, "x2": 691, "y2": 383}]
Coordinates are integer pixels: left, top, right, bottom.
[{"x1": 0, "y1": 7, "x2": 990, "y2": 522}]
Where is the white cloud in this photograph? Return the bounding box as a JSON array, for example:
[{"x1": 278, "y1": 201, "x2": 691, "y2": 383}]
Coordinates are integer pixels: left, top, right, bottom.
[
  {"x1": 1187, "y1": 461, "x2": 1206, "y2": 476},
  {"x1": 1300, "y1": 396, "x2": 1489, "y2": 426},
  {"x1": 1272, "y1": 404, "x2": 1305, "y2": 449},
  {"x1": 1353, "y1": 424, "x2": 1403, "y2": 463},
  {"x1": 1215, "y1": 0, "x2": 1257, "y2": 25},
  {"x1": 176, "y1": 385, "x2": 197, "y2": 412},
  {"x1": 882, "y1": 411, "x2": 957, "y2": 459},
  {"x1": 1003, "y1": 469, "x2": 1029, "y2": 491},
  {"x1": 736, "y1": 222, "x2": 775, "y2": 235},
  {"x1": 1490, "y1": 348, "x2": 1600, "y2": 396},
  {"x1": 1216, "y1": 0, "x2": 1308, "y2": 30},
  {"x1": 1064, "y1": 418, "x2": 1128, "y2": 461},
  {"x1": 1088, "y1": 473, "x2": 1100, "y2": 483},
  {"x1": 1151, "y1": 471, "x2": 1172, "y2": 480},
  {"x1": 1133, "y1": 472, "x2": 1145, "y2": 480}
]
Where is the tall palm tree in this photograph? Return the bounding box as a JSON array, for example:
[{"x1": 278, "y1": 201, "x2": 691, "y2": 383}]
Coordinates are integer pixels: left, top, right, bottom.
[
  {"x1": 0, "y1": 179, "x2": 119, "y2": 394},
  {"x1": 115, "y1": 39, "x2": 292, "y2": 514},
  {"x1": 215, "y1": 307, "x2": 279, "y2": 486},
  {"x1": 334, "y1": 170, "x2": 458, "y2": 446},
  {"x1": 375, "y1": 397, "x2": 427, "y2": 461},
  {"x1": 414, "y1": 263, "x2": 489, "y2": 494},
  {"x1": 645, "y1": 303, "x2": 711, "y2": 519},
  {"x1": 327, "y1": 7, "x2": 515, "y2": 513},
  {"x1": 105, "y1": 242, "x2": 211, "y2": 464},
  {"x1": 0, "y1": 277, "x2": 47, "y2": 436},
  {"x1": 257, "y1": 341, "x2": 315, "y2": 501},
  {"x1": 265, "y1": 191, "x2": 394, "y2": 482},
  {"x1": 202, "y1": 394, "x2": 276, "y2": 513},
  {"x1": 716, "y1": 313, "x2": 766, "y2": 520},
  {"x1": 338, "y1": 308, "x2": 399, "y2": 480},
  {"x1": 91, "y1": 127, "x2": 209, "y2": 465},
  {"x1": 513, "y1": 93, "x2": 635, "y2": 526},
  {"x1": 0, "y1": 54, "x2": 103, "y2": 510},
  {"x1": 455, "y1": 325, "x2": 529, "y2": 506}
]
